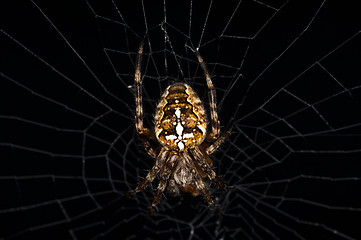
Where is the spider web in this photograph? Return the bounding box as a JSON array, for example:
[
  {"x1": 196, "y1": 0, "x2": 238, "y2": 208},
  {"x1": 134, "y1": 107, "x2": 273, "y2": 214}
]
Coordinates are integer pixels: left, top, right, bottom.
[{"x1": 1, "y1": 0, "x2": 361, "y2": 239}]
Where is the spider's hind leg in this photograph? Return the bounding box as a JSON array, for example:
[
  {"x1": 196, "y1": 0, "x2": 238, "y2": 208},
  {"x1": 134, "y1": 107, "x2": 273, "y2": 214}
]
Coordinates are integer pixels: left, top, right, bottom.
[
  {"x1": 194, "y1": 49, "x2": 220, "y2": 140},
  {"x1": 204, "y1": 124, "x2": 233, "y2": 155},
  {"x1": 137, "y1": 129, "x2": 159, "y2": 158}
]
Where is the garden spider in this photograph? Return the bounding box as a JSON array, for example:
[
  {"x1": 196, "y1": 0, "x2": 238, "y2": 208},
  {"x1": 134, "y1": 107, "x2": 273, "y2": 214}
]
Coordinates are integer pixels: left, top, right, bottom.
[{"x1": 127, "y1": 39, "x2": 232, "y2": 215}]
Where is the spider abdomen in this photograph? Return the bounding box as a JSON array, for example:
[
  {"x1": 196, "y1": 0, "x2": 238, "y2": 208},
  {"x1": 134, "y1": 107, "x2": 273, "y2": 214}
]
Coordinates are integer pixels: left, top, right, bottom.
[
  {"x1": 154, "y1": 83, "x2": 207, "y2": 150},
  {"x1": 132, "y1": 42, "x2": 228, "y2": 214}
]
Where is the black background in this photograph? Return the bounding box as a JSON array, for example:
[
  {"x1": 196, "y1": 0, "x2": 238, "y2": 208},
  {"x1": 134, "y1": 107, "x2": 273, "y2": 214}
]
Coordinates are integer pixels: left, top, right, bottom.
[{"x1": 1, "y1": 0, "x2": 361, "y2": 239}]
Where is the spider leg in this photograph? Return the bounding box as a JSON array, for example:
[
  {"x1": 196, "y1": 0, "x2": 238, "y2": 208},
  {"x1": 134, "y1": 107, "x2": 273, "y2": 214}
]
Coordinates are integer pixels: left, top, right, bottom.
[
  {"x1": 205, "y1": 124, "x2": 233, "y2": 155},
  {"x1": 190, "y1": 147, "x2": 228, "y2": 189},
  {"x1": 134, "y1": 39, "x2": 145, "y2": 134},
  {"x1": 137, "y1": 129, "x2": 159, "y2": 158},
  {"x1": 181, "y1": 151, "x2": 221, "y2": 213},
  {"x1": 166, "y1": 161, "x2": 181, "y2": 196},
  {"x1": 127, "y1": 148, "x2": 169, "y2": 197},
  {"x1": 134, "y1": 39, "x2": 158, "y2": 158},
  {"x1": 148, "y1": 153, "x2": 178, "y2": 216},
  {"x1": 195, "y1": 50, "x2": 220, "y2": 140},
  {"x1": 194, "y1": 177, "x2": 221, "y2": 214}
]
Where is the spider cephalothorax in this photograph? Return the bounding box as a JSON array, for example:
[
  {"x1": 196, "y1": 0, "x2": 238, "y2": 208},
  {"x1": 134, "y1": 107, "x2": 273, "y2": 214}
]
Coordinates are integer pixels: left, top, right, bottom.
[{"x1": 127, "y1": 39, "x2": 232, "y2": 215}]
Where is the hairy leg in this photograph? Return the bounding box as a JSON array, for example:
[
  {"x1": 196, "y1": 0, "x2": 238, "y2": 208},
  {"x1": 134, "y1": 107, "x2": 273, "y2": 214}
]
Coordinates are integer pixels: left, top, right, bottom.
[
  {"x1": 194, "y1": 174, "x2": 221, "y2": 214},
  {"x1": 181, "y1": 151, "x2": 221, "y2": 213},
  {"x1": 127, "y1": 148, "x2": 169, "y2": 196},
  {"x1": 205, "y1": 124, "x2": 233, "y2": 155},
  {"x1": 148, "y1": 154, "x2": 178, "y2": 215},
  {"x1": 190, "y1": 147, "x2": 228, "y2": 189},
  {"x1": 195, "y1": 50, "x2": 220, "y2": 139},
  {"x1": 137, "y1": 129, "x2": 159, "y2": 158},
  {"x1": 134, "y1": 39, "x2": 145, "y2": 134},
  {"x1": 133, "y1": 39, "x2": 159, "y2": 158}
]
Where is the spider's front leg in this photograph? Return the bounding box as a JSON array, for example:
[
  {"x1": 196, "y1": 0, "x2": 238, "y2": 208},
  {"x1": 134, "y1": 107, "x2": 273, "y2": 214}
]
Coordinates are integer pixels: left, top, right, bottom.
[
  {"x1": 126, "y1": 148, "x2": 169, "y2": 197},
  {"x1": 181, "y1": 151, "x2": 221, "y2": 213},
  {"x1": 147, "y1": 153, "x2": 178, "y2": 216}
]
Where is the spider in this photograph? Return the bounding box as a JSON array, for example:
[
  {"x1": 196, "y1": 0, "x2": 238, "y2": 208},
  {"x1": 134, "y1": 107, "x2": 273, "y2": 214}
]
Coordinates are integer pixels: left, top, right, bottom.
[{"x1": 127, "y1": 39, "x2": 232, "y2": 215}]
